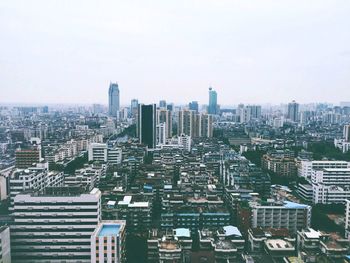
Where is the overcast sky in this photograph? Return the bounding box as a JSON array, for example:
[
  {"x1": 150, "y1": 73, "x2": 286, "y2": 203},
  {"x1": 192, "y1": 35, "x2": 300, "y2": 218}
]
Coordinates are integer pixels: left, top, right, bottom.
[{"x1": 0, "y1": 0, "x2": 350, "y2": 106}]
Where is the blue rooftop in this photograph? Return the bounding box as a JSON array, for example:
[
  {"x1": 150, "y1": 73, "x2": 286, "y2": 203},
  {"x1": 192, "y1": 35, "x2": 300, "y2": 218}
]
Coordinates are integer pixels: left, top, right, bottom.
[
  {"x1": 283, "y1": 201, "x2": 308, "y2": 209},
  {"x1": 98, "y1": 224, "x2": 121, "y2": 237}
]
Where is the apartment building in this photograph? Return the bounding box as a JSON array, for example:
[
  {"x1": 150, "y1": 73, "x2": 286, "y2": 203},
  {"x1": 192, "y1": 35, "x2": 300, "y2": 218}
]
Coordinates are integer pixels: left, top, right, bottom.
[
  {"x1": 91, "y1": 220, "x2": 126, "y2": 263},
  {"x1": 11, "y1": 187, "x2": 101, "y2": 263}
]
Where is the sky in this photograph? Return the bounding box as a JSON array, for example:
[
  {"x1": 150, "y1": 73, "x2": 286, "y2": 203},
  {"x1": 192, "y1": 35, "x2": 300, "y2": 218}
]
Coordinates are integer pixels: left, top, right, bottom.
[{"x1": 0, "y1": 0, "x2": 350, "y2": 106}]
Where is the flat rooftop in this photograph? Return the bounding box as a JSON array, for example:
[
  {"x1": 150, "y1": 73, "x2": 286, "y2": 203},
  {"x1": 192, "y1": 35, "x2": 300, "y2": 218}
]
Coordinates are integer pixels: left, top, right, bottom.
[{"x1": 98, "y1": 224, "x2": 121, "y2": 237}]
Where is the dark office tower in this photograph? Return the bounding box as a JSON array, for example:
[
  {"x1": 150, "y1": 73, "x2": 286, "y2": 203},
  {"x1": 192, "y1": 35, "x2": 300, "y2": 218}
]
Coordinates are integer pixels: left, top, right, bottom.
[
  {"x1": 208, "y1": 87, "x2": 218, "y2": 115},
  {"x1": 138, "y1": 104, "x2": 156, "y2": 148},
  {"x1": 159, "y1": 100, "x2": 167, "y2": 109},
  {"x1": 287, "y1": 100, "x2": 299, "y2": 122},
  {"x1": 130, "y1": 99, "x2": 138, "y2": 117},
  {"x1": 108, "y1": 82, "x2": 120, "y2": 117},
  {"x1": 189, "y1": 101, "x2": 199, "y2": 113}
]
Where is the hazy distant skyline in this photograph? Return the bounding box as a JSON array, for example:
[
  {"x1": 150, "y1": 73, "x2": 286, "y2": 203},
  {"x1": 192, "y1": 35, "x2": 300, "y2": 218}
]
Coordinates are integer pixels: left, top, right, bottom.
[{"x1": 1, "y1": 1, "x2": 350, "y2": 105}]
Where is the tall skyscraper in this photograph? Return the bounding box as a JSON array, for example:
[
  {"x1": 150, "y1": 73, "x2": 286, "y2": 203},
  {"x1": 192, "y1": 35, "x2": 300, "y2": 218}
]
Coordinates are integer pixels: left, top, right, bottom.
[
  {"x1": 159, "y1": 100, "x2": 167, "y2": 109},
  {"x1": 138, "y1": 104, "x2": 156, "y2": 148},
  {"x1": 156, "y1": 109, "x2": 172, "y2": 138},
  {"x1": 189, "y1": 101, "x2": 199, "y2": 113},
  {"x1": 108, "y1": 82, "x2": 120, "y2": 117},
  {"x1": 130, "y1": 99, "x2": 138, "y2": 117},
  {"x1": 177, "y1": 110, "x2": 196, "y2": 137},
  {"x1": 208, "y1": 87, "x2": 218, "y2": 115},
  {"x1": 287, "y1": 100, "x2": 299, "y2": 122},
  {"x1": 177, "y1": 110, "x2": 213, "y2": 138}
]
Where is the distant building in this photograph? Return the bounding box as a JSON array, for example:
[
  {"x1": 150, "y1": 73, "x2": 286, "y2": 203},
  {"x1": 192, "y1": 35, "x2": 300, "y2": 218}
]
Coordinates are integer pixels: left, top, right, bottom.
[
  {"x1": 238, "y1": 199, "x2": 311, "y2": 235},
  {"x1": 91, "y1": 220, "x2": 126, "y2": 263},
  {"x1": 15, "y1": 138, "x2": 42, "y2": 169},
  {"x1": 262, "y1": 150, "x2": 296, "y2": 177},
  {"x1": 344, "y1": 124, "x2": 350, "y2": 142},
  {"x1": 177, "y1": 110, "x2": 213, "y2": 138},
  {"x1": 130, "y1": 99, "x2": 138, "y2": 118},
  {"x1": 156, "y1": 109, "x2": 172, "y2": 139},
  {"x1": 287, "y1": 100, "x2": 299, "y2": 122},
  {"x1": 159, "y1": 100, "x2": 167, "y2": 109},
  {"x1": 108, "y1": 82, "x2": 120, "y2": 117},
  {"x1": 138, "y1": 104, "x2": 157, "y2": 149},
  {"x1": 189, "y1": 101, "x2": 199, "y2": 113},
  {"x1": 88, "y1": 143, "x2": 122, "y2": 164},
  {"x1": 208, "y1": 87, "x2": 218, "y2": 115}
]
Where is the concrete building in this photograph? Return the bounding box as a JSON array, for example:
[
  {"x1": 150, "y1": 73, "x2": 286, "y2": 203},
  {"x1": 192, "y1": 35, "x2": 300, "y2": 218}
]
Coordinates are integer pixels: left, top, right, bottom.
[
  {"x1": 91, "y1": 220, "x2": 126, "y2": 263},
  {"x1": 262, "y1": 150, "x2": 296, "y2": 177},
  {"x1": 11, "y1": 187, "x2": 101, "y2": 263},
  {"x1": 245, "y1": 200, "x2": 311, "y2": 235},
  {"x1": 9, "y1": 164, "x2": 63, "y2": 208},
  {"x1": 312, "y1": 168, "x2": 350, "y2": 204},
  {"x1": 298, "y1": 160, "x2": 350, "y2": 179},
  {"x1": 0, "y1": 226, "x2": 11, "y2": 263},
  {"x1": 88, "y1": 143, "x2": 108, "y2": 162},
  {"x1": 297, "y1": 228, "x2": 322, "y2": 262},
  {"x1": 147, "y1": 228, "x2": 192, "y2": 263},
  {"x1": 156, "y1": 109, "x2": 172, "y2": 139},
  {"x1": 15, "y1": 147, "x2": 41, "y2": 169}
]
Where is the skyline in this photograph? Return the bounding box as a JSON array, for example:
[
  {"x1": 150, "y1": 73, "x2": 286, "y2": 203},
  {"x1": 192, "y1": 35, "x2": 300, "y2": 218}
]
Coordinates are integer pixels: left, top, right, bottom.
[{"x1": 1, "y1": 1, "x2": 350, "y2": 105}]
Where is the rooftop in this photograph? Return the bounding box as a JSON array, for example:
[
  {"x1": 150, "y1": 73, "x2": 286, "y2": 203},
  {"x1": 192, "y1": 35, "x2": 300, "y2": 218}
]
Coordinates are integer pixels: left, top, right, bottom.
[{"x1": 98, "y1": 224, "x2": 122, "y2": 237}]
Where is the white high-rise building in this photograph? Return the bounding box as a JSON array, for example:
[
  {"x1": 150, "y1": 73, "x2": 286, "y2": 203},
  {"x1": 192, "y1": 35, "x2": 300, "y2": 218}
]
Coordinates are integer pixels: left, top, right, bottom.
[
  {"x1": 156, "y1": 123, "x2": 167, "y2": 145},
  {"x1": 312, "y1": 168, "x2": 350, "y2": 204},
  {"x1": 298, "y1": 160, "x2": 350, "y2": 179},
  {"x1": 156, "y1": 109, "x2": 172, "y2": 138},
  {"x1": 178, "y1": 134, "x2": 191, "y2": 152},
  {"x1": 11, "y1": 187, "x2": 102, "y2": 263},
  {"x1": 9, "y1": 165, "x2": 64, "y2": 208}
]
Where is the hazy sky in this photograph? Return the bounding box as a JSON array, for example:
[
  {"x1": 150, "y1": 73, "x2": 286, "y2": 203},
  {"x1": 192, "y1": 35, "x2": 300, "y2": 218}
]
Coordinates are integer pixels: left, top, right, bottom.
[{"x1": 1, "y1": 0, "x2": 350, "y2": 106}]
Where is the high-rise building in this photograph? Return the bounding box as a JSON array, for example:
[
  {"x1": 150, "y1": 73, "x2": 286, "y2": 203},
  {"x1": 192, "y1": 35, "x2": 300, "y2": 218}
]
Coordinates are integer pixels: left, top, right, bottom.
[
  {"x1": 208, "y1": 87, "x2": 218, "y2": 115},
  {"x1": 177, "y1": 110, "x2": 213, "y2": 138},
  {"x1": 344, "y1": 124, "x2": 350, "y2": 142},
  {"x1": 200, "y1": 114, "x2": 214, "y2": 137},
  {"x1": 287, "y1": 100, "x2": 299, "y2": 122},
  {"x1": 177, "y1": 110, "x2": 196, "y2": 137},
  {"x1": 130, "y1": 99, "x2": 138, "y2": 118},
  {"x1": 91, "y1": 220, "x2": 126, "y2": 263},
  {"x1": 156, "y1": 109, "x2": 172, "y2": 138},
  {"x1": 248, "y1": 105, "x2": 262, "y2": 119},
  {"x1": 159, "y1": 100, "x2": 167, "y2": 109},
  {"x1": 11, "y1": 187, "x2": 102, "y2": 263},
  {"x1": 189, "y1": 101, "x2": 199, "y2": 113},
  {"x1": 108, "y1": 82, "x2": 120, "y2": 117},
  {"x1": 156, "y1": 123, "x2": 167, "y2": 145},
  {"x1": 138, "y1": 104, "x2": 156, "y2": 148}
]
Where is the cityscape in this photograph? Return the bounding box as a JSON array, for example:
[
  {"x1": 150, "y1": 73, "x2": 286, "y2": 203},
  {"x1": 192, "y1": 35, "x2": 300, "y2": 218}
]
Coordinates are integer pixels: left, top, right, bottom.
[
  {"x1": 1, "y1": 1, "x2": 350, "y2": 263},
  {"x1": 1, "y1": 84, "x2": 350, "y2": 262}
]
